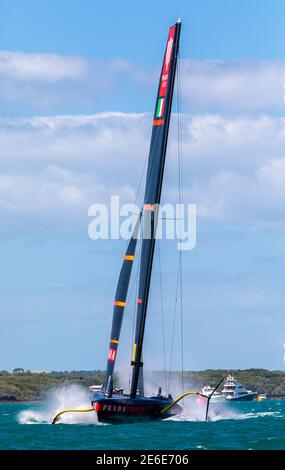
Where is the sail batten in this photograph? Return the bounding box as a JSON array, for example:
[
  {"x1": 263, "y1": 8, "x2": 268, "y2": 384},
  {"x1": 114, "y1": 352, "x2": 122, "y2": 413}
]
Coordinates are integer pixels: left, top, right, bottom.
[{"x1": 130, "y1": 21, "x2": 181, "y2": 398}]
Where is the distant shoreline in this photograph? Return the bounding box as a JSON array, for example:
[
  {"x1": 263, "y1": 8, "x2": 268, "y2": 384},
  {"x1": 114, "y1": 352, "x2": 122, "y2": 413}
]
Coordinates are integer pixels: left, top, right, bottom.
[
  {"x1": 2, "y1": 397, "x2": 285, "y2": 404},
  {"x1": 1, "y1": 369, "x2": 284, "y2": 402}
]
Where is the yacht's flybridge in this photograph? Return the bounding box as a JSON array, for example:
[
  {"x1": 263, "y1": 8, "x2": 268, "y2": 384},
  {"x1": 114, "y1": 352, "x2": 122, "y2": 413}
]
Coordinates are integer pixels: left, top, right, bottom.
[{"x1": 201, "y1": 375, "x2": 258, "y2": 403}]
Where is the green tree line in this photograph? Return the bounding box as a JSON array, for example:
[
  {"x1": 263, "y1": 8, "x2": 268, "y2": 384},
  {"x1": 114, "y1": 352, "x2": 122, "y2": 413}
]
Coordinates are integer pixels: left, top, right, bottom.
[{"x1": 0, "y1": 369, "x2": 284, "y2": 401}]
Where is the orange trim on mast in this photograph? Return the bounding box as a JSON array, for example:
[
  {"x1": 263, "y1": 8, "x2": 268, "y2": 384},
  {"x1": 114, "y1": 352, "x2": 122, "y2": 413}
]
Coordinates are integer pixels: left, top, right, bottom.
[
  {"x1": 143, "y1": 204, "x2": 154, "y2": 211},
  {"x1": 110, "y1": 339, "x2": 119, "y2": 344},
  {"x1": 153, "y1": 119, "x2": 164, "y2": 126},
  {"x1": 114, "y1": 301, "x2": 126, "y2": 307},
  {"x1": 124, "y1": 255, "x2": 135, "y2": 261},
  {"x1": 137, "y1": 298, "x2": 142, "y2": 304}
]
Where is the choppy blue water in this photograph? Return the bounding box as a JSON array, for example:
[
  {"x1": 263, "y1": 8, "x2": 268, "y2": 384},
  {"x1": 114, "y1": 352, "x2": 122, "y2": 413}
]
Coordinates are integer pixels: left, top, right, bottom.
[{"x1": 1, "y1": 397, "x2": 284, "y2": 450}]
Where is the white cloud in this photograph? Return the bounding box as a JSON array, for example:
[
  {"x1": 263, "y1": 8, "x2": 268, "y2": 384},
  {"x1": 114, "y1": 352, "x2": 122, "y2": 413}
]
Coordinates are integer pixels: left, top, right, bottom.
[
  {"x1": 0, "y1": 51, "x2": 154, "y2": 111},
  {"x1": 1, "y1": 112, "x2": 285, "y2": 235},
  {"x1": 0, "y1": 50, "x2": 87, "y2": 82},
  {"x1": 1, "y1": 51, "x2": 285, "y2": 113},
  {"x1": 174, "y1": 114, "x2": 285, "y2": 223},
  {"x1": 0, "y1": 113, "x2": 149, "y2": 234},
  {"x1": 181, "y1": 59, "x2": 285, "y2": 113}
]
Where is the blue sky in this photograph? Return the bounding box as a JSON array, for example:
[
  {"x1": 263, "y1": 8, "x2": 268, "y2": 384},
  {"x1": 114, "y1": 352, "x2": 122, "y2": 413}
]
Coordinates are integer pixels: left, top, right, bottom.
[
  {"x1": 0, "y1": 0, "x2": 285, "y2": 374},
  {"x1": 2, "y1": 0, "x2": 285, "y2": 61}
]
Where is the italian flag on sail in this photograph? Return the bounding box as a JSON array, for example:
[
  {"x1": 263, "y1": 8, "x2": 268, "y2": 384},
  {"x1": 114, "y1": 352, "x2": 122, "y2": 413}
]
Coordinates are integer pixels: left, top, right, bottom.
[{"x1": 155, "y1": 97, "x2": 165, "y2": 118}]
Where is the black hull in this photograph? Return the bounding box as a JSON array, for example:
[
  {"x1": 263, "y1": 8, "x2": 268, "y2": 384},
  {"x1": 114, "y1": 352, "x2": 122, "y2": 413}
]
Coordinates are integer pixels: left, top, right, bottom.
[{"x1": 91, "y1": 393, "x2": 182, "y2": 424}]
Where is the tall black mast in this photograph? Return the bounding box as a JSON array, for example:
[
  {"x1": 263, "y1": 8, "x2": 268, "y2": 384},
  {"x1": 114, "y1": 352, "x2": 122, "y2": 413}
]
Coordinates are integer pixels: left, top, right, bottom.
[
  {"x1": 103, "y1": 216, "x2": 140, "y2": 398},
  {"x1": 130, "y1": 20, "x2": 181, "y2": 398}
]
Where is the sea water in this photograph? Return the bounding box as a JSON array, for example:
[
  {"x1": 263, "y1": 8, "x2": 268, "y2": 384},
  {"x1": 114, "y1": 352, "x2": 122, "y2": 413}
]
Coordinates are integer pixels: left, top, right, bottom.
[{"x1": 0, "y1": 386, "x2": 284, "y2": 450}]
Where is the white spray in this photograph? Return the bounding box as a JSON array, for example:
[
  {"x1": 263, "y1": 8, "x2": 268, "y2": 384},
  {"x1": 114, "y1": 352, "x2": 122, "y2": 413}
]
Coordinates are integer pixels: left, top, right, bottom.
[{"x1": 18, "y1": 384, "x2": 100, "y2": 425}]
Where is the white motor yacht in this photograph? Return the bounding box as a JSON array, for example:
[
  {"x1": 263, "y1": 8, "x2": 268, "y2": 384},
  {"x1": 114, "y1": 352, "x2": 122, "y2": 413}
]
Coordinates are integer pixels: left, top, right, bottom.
[
  {"x1": 201, "y1": 385, "x2": 225, "y2": 403},
  {"x1": 221, "y1": 375, "x2": 258, "y2": 401}
]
